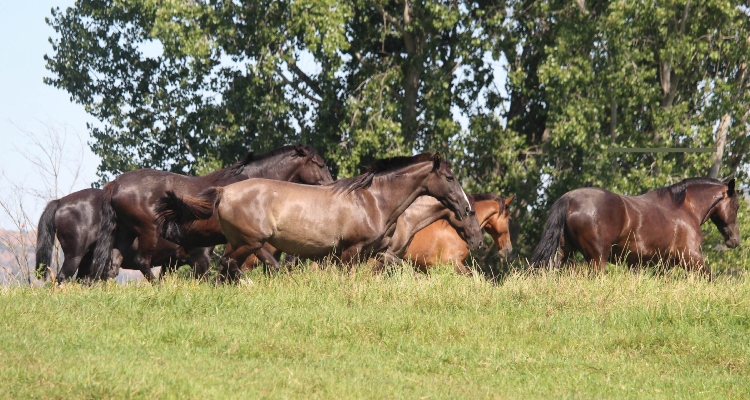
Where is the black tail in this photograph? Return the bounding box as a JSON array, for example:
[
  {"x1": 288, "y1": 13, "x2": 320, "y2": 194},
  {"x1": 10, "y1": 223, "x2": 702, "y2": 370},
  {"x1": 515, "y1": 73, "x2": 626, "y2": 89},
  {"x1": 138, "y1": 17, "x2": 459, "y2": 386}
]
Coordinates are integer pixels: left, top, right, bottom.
[
  {"x1": 91, "y1": 183, "x2": 117, "y2": 280},
  {"x1": 530, "y1": 196, "x2": 570, "y2": 269},
  {"x1": 35, "y1": 199, "x2": 59, "y2": 279},
  {"x1": 155, "y1": 187, "x2": 223, "y2": 243}
]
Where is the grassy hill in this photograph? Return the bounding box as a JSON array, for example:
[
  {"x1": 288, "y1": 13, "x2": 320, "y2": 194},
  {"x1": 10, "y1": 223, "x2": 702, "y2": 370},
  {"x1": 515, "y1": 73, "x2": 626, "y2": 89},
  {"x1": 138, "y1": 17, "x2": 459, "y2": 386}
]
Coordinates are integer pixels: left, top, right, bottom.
[{"x1": 1, "y1": 265, "x2": 748, "y2": 398}]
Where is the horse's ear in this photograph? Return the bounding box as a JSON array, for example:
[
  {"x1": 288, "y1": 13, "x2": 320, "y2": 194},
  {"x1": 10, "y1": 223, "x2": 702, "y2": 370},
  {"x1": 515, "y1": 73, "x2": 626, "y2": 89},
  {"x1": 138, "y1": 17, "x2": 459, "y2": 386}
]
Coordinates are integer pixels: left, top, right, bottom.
[
  {"x1": 293, "y1": 144, "x2": 308, "y2": 157},
  {"x1": 432, "y1": 152, "x2": 441, "y2": 171},
  {"x1": 727, "y1": 178, "x2": 736, "y2": 197},
  {"x1": 505, "y1": 195, "x2": 515, "y2": 207}
]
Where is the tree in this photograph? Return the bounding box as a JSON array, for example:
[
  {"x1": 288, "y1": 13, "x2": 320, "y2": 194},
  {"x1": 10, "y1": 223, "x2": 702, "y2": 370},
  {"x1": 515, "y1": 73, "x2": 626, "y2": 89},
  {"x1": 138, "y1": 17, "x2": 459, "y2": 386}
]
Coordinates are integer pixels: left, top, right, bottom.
[{"x1": 46, "y1": 0, "x2": 750, "y2": 259}]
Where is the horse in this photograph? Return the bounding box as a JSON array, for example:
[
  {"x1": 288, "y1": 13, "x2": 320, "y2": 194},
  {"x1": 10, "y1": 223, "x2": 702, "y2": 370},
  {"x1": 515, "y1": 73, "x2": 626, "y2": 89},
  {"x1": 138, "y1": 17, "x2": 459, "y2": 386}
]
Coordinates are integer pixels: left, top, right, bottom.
[
  {"x1": 37, "y1": 145, "x2": 333, "y2": 282},
  {"x1": 82, "y1": 144, "x2": 333, "y2": 281},
  {"x1": 156, "y1": 153, "x2": 475, "y2": 281},
  {"x1": 238, "y1": 195, "x2": 486, "y2": 273},
  {"x1": 530, "y1": 178, "x2": 740, "y2": 278},
  {"x1": 404, "y1": 193, "x2": 514, "y2": 274},
  {"x1": 377, "y1": 195, "x2": 485, "y2": 269}
]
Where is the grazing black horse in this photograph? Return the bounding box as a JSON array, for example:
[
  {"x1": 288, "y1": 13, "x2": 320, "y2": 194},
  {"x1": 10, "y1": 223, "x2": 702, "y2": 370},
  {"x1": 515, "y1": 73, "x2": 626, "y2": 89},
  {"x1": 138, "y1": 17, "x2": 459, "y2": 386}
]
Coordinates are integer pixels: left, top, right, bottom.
[
  {"x1": 531, "y1": 178, "x2": 740, "y2": 278},
  {"x1": 36, "y1": 145, "x2": 333, "y2": 282}
]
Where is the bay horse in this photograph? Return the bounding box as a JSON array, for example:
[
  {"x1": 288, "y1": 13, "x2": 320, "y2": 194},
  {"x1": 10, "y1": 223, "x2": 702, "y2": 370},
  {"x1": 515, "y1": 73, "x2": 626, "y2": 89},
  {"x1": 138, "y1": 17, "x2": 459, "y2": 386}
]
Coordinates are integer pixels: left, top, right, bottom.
[
  {"x1": 530, "y1": 178, "x2": 740, "y2": 278},
  {"x1": 404, "y1": 193, "x2": 514, "y2": 274},
  {"x1": 83, "y1": 145, "x2": 332, "y2": 281},
  {"x1": 156, "y1": 153, "x2": 475, "y2": 281}
]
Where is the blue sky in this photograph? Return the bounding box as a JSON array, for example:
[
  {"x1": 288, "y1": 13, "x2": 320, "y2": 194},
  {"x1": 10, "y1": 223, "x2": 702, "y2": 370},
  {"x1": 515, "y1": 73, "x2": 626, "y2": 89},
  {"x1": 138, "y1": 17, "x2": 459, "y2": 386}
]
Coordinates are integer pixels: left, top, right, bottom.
[{"x1": 0, "y1": 1, "x2": 99, "y2": 228}]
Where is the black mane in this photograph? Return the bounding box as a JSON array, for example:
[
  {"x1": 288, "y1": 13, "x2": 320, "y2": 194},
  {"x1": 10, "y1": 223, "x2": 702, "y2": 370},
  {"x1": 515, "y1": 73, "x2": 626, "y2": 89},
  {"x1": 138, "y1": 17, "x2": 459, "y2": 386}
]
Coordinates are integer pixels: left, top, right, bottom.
[
  {"x1": 654, "y1": 177, "x2": 724, "y2": 205},
  {"x1": 332, "y1": 153, "x2": 437, "y2": 193},
  {"x1": 202, "y1": 144, "x2": 317, "y2": 183}
]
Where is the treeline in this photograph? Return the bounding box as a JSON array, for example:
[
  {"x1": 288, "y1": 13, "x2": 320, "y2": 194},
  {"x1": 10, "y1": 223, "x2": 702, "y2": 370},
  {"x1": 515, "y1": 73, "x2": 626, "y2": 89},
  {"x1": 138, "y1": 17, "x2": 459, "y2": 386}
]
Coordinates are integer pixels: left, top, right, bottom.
[{"x1": 45, "y1": 0, "x2": 750, "y2": 256}]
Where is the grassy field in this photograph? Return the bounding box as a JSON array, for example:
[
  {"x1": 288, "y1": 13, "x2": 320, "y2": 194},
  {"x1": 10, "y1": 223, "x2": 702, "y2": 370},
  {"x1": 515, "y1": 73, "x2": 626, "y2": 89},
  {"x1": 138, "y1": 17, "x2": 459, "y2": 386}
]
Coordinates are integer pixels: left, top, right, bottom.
[{"x1": 1, "y1": 264, "x2": 749, "y2": 399}]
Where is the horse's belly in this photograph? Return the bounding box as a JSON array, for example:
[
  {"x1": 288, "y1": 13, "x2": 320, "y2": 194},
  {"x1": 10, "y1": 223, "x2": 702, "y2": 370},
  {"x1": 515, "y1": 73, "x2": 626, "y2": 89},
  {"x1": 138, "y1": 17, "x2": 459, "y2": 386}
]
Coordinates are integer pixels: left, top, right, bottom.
[{"x1": 267, "y1": 236, "x2": 338, "y2": 258}]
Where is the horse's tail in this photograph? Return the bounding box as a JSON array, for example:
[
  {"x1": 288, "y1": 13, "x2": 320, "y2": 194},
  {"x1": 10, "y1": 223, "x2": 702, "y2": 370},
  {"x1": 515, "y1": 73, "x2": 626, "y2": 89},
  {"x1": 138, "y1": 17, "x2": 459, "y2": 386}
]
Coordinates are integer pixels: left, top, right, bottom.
[
  {"x1": 91, "y1": 182, "x2": 117, "y2": 280},
  {"x1": 155, "y1": 187, "x2": 223, "y2": 243},
  {"x1": 35, "y1": 199, "x2": 59, "y2": 279},
  {"x1": 530, "y1": 196, "x2": 570, "y2": 269}
]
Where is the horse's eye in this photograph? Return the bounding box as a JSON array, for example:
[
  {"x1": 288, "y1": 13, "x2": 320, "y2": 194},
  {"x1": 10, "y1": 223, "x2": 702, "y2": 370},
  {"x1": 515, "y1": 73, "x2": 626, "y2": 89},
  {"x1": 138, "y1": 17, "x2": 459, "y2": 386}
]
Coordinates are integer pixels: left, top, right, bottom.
[{"x1": 446, "y1": 176, "x2": 454, "y2": 182}]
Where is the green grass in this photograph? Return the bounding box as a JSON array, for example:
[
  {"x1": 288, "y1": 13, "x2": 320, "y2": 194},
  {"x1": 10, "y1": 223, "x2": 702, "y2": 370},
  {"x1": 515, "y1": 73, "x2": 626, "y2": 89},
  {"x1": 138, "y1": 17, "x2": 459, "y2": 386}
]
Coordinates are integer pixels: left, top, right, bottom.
[{"x1": 1, "y1": 265, "x2": 749, "y2": 399}]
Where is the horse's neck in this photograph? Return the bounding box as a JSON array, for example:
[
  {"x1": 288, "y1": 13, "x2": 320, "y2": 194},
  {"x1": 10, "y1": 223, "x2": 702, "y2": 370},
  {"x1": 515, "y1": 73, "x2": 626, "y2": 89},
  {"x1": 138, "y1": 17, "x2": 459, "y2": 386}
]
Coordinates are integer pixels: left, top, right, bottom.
[
  {"x1": 240, "y1": 155, "x2": 299, "y2": 181},
  {"x1": 400, "y1": 196, "x2": 450, "y2": 237},
  {"x1": 474, "y1": 200, "x2": 498, "y2": 229},
  {"x1": 686, "y1": 185, "x2": 724, "y2": 225},
  {"x1": 368, "y1": 169, "x2": 430, "y2": 229}
]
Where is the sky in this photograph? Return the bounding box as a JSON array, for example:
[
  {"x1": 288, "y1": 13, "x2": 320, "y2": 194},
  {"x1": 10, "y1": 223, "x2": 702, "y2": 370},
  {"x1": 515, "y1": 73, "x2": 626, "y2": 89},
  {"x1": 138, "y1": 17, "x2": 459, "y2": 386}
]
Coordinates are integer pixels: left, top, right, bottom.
[
  {"x1": 0, "y1": 0, "x2": 100, "y2": 229},
  {"x1": 0, "y1": 1, "x2": 509, "y2": 230}
]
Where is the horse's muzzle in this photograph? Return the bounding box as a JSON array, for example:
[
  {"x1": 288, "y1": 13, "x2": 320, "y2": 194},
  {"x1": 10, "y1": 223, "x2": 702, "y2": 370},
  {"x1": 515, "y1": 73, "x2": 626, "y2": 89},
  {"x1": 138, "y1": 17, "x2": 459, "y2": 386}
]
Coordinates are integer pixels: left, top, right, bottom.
[
  {"x1": 499, "y1": 244, "x2": 513, "y2": 259},
  {"x1": 726, "y1": 237, "x2": 741, "y2": 248}
]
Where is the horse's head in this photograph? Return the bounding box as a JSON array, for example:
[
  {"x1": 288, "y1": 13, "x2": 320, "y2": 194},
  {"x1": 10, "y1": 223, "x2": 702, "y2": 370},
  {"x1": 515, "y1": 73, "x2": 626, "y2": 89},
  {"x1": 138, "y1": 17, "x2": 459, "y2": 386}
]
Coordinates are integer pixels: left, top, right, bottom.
[
  {"x1": 423, "y1": 153, "x2": 473, "y2": 221},
  {"x1": 710, "y1": 178, "x2": 741, "y2": 248},
  {"x1": 452, "y1": 207, "x2": 483, "y2": 250},
  {"x1": 291, "y1": 144, "x2": 334, "y2": 185},
  {"x1": 484, "y1": 195, "x2": 514, "y2": 258}
]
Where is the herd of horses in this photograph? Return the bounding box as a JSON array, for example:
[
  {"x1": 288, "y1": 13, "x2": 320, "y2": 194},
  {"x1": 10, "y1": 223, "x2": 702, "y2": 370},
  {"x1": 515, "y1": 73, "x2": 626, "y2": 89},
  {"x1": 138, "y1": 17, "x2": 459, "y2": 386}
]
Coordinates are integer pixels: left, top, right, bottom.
[{"x1": 34, "y1": 144, "x2": 741, "y2": 283}]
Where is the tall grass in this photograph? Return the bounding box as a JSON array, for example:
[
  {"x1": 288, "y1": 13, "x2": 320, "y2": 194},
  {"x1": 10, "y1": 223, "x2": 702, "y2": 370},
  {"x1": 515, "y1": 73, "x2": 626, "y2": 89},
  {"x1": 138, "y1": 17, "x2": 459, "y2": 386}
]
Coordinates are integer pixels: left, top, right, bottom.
[{"x1": 0, "y1": 264, "x2": 748, "y2": 398}]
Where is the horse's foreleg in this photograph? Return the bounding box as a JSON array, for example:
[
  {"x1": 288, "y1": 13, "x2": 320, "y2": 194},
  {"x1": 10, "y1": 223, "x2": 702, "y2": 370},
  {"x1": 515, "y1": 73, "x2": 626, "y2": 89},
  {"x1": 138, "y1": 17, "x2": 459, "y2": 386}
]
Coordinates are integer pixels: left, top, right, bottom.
[
  {"x1": 684, "y1": 251, "x2": 712, "y2": 281},
  {"x1": 255, "y1": 246, "x2": 281, "y2": 273},
  {"x1": 340, "y1": 245, "x2": 365, "y2": 272},
  {"x1": 220, "y1": 243, "x2": 262, "y2": 282},
  {"x1": 372, "y1": 251, "x2": 402, "y2": 274}
]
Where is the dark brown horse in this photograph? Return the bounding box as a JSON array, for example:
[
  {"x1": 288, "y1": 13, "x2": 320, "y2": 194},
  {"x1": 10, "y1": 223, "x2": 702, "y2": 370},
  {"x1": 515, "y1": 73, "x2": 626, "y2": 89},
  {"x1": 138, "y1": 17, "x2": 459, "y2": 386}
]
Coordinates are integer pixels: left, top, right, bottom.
[
  {"x1": 36, "y1": 189, "x2": 215, "y2": 281},
  {"x1": 404, "y1": 194, "x2": 514, "y2": 274},
  {"x1": 531, "y1": 178, "x2": 740, "y2": 277},
  {"x1": 37, "y1": 145, "x2": 332, "y2": 282},
  {"x1": 86, "y1": 145, "x2": 333, "y2": 281},
  {"x1": 156, "y1": 153, "x2": 475, "y2": 280}
]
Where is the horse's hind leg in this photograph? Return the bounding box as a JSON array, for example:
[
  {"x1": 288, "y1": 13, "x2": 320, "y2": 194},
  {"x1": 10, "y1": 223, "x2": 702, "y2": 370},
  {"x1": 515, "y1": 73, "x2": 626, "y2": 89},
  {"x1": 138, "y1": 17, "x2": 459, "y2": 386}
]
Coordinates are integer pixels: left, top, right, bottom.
[{"x1": 131, "y1": 233, "x2": 158, "y2": 281}]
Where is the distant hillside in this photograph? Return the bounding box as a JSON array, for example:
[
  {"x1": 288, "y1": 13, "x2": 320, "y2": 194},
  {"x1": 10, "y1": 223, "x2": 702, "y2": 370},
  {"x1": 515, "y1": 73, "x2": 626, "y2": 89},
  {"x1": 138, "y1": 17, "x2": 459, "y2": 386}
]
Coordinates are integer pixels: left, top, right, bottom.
[{"x1": 0, "y1": 229, "x2": 36, "y2": 283}]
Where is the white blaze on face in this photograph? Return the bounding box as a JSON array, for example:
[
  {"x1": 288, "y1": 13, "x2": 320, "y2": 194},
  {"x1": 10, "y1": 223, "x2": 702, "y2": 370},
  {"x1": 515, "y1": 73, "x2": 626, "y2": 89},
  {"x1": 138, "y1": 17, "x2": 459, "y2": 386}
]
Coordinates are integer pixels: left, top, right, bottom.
[{"x1": 460, "y1": 187, "x2": 470, "y2": 212}]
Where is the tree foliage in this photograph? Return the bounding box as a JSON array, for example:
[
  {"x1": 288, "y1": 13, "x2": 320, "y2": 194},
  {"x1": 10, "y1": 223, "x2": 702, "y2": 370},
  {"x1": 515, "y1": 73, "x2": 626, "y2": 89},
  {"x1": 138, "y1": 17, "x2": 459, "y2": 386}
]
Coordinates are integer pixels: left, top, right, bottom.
[{"x1": 46, "y1": 0, "x2": 750, "y2": 258}]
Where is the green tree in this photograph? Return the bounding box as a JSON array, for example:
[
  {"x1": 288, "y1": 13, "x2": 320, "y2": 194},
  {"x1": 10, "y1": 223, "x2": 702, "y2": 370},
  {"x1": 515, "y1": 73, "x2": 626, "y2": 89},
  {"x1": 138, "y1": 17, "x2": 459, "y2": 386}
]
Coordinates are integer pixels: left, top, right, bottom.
[{"x1": 46, "y1": 0, "x2": 750, "y2": 259}]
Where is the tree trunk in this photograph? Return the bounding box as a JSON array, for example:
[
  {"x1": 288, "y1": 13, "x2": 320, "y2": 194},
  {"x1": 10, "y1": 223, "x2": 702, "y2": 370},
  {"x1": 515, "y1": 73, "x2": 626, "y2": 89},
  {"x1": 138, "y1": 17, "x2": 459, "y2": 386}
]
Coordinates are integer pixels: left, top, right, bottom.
[{"x1": 708, "y1": 113, "x2": 731, "y2": 179}]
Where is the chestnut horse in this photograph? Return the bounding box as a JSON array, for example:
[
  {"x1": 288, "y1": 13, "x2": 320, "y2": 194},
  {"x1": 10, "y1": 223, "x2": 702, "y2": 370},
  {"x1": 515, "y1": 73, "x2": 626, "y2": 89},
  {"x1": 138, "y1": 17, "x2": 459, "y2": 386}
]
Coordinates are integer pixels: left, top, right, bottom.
[
  {"x1": 84, "y1": 145, "x2": 333, "y2": 281},
  {"x1": 531, "y1": 178, "x2": 740, "y2": 277},
  {"x1": 404, "y1": 193, "x2": 515, "y2": 274},
  {"x1": 156, "y1": 153, "x2": 474, "y2": 281}
]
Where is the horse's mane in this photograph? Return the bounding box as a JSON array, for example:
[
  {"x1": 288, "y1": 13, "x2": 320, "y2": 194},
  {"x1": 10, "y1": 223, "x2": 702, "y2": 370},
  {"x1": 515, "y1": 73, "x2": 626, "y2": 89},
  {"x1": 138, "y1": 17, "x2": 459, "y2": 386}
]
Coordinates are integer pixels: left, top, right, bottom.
[
  {"x1": 202, "y1": 144, "x2": 317, "y2": 183},
  {"x1": 332, "y1": 153, "x2": 437, "y2": 194},
  {"x1": 654, "y1": 177, "x2": 724, "y2": 205},
  {"x1": 470, "y1": 193, "x2": 505, "y2": 211}
]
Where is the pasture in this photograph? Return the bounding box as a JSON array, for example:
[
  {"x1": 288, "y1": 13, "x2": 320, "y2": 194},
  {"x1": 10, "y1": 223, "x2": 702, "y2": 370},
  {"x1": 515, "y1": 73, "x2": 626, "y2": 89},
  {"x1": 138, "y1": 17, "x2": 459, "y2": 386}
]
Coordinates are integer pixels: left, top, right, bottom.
[{"x1": 1, "y1": 264, "x2": 748, "y2": 398}]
